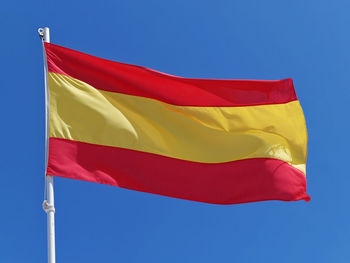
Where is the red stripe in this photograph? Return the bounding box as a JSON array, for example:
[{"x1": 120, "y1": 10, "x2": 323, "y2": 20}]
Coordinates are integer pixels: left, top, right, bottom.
[
  {"x1": 45, "y1": 43, "x2": 298, "y2": 107},
  {"x1": 47, "y1": 138, "x2": 310, "y2": 204}
]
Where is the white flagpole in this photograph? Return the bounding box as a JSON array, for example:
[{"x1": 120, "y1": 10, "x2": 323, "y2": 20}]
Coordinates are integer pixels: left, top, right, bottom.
[{"x1": 38, "y1": 27, "x2": 56, "y2": 263}]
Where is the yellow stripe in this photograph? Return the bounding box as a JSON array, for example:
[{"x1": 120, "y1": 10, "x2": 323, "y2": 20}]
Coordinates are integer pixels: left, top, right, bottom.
[{"x1": 49, "y1": 72, "x2": 307, "y2": 173}]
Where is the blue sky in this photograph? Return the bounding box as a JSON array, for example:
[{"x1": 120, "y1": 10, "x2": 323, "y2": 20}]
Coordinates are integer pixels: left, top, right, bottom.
[{"x1": 1, "y1": 0, "x2": 349, "y2": 262}]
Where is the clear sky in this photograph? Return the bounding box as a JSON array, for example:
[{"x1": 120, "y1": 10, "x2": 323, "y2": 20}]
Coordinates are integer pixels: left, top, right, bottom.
[{"x1": 1, "y1": 0, "x2": 349, "y2": 262}]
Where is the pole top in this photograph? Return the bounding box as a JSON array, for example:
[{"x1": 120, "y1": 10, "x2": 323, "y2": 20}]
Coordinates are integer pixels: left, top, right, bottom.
[{"x1": 38, "y1": 27, "x2": 50, "y2": 43}]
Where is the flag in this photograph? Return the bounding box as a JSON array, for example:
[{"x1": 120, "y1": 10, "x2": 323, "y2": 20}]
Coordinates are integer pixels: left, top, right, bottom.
[{"x1": 44, "y1": 43, "x2": 310, "y2": 204}]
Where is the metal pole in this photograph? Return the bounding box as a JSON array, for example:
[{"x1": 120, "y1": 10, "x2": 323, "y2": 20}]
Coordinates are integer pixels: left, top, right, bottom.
[
  {"x1": 45, "y1": 175, "x2": 56, "y2": 263},
  {"x1": 39, "y1": 27, "x2": 56, "y2": 263}
]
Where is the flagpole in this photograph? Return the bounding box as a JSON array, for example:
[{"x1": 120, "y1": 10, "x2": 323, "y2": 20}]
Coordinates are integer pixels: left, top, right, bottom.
[{"x1": 39, "y1": 27, "x2": 56, "y2": 263}]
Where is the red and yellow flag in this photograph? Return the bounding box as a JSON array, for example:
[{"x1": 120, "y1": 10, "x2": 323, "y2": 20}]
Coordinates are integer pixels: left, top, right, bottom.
[{"x1": 45, "y1": 43, "x2": 310, "y2": 204}]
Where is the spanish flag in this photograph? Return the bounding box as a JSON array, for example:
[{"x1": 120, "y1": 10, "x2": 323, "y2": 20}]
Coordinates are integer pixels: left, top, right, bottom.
[{"x1": 45, "y1": 43, "x2": 310, "y2": 204}]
